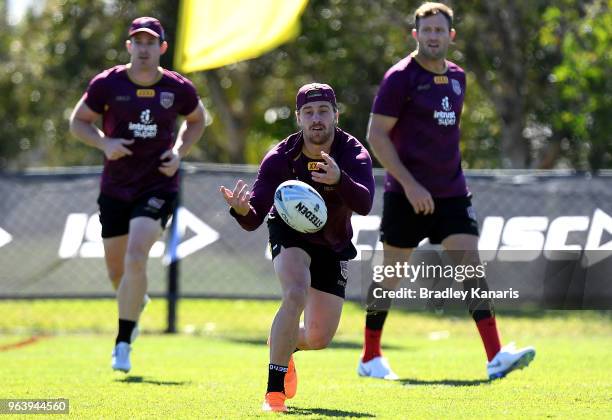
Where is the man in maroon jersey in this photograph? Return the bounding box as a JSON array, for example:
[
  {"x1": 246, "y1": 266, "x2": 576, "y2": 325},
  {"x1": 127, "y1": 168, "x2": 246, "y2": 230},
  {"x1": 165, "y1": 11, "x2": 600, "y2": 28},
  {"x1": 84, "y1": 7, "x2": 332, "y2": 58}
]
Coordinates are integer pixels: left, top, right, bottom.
[
  {"x1": 69, "y1": 17, "x2": 205, "y2": 373},
  {"x1": 358, "y1": 2, "x2": 535, "y2": 381},
  {"x1": 221, "y1": 83, "x2": 374, "y2": 412}
]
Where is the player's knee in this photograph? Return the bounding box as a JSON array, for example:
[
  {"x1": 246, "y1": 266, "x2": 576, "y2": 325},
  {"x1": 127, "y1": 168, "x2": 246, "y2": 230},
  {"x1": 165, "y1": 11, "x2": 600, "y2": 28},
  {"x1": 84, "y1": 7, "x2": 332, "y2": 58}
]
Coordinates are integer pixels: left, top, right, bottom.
[
  {"x1": 108, "y1": 273, "x2": 122, "y2": 290},
  {"x1": 107, "y1": 267, "x2": 123, "y2": 285},
  {"x1": 283, "y1": 285, "x2": 308, "y2": 311},
  {"x1": 305, "y1": 331, "x2": 333, "y2": 350},
  {"x1": 124, "y1": 250, "x2": 148, "y2": 273},
  {"x1": 455, "y1": 250, "x2": 481, "y2": 267}
]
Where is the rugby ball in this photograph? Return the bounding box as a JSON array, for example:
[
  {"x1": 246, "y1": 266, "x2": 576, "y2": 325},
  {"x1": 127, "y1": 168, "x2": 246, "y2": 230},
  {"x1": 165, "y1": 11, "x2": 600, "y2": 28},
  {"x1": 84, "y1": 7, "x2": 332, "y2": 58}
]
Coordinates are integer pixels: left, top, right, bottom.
[{"x1": 274, "y1": 180, "x2": 327, "y2": 233}]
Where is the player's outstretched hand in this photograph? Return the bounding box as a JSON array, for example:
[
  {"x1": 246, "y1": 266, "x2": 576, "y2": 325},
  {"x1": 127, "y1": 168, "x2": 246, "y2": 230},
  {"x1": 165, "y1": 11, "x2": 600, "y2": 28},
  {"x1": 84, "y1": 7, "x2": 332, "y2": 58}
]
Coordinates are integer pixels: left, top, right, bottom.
[
  {"x1": 103, "y1": 138, "x2": 134, "y2": 160},
  {"x1": 403, "y1": 181, "x2": 435, "y2": 215},
  {"x1": 220, "y1": 179, "x2": 252, "y2": 216},
  {"x1": 158, "y1": 149, "x2": 180, "y2": 177},
  {"x1": 311, "y1": 151, "x2": 341, "y2": 185}
]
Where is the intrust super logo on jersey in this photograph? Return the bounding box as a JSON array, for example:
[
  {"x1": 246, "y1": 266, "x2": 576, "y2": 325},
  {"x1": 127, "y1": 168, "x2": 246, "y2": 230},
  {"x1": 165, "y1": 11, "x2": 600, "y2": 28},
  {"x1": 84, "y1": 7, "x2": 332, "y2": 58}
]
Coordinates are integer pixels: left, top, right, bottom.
[
  {"x1": 128, "y1": 109, "x2": 158, "y2": 139},
  {"x1": 433, "y1": 96, "x2": 456, "y2": 126}
]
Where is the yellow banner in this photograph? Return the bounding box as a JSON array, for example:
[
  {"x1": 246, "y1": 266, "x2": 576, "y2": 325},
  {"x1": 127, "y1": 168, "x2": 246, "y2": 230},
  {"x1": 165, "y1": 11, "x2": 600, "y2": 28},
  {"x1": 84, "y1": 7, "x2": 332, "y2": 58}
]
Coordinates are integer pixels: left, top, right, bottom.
[{"x1": 174, "y1": 0, "x2": 308, "y2": 73}]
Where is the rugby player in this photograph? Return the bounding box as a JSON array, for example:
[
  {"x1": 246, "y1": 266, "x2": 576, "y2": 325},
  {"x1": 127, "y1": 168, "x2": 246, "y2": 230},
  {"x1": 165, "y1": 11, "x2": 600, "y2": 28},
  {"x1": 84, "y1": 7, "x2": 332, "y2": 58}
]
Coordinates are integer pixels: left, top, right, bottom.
[
  {"x1": 221, "y1": 83, "x2": 375, "y2": 412},
  {"x1": 359, "y1": 2, "x2": 535, "y2": 381},
  {"x1": 69, "y1": 17, "x2": 206, "y2": 373}
]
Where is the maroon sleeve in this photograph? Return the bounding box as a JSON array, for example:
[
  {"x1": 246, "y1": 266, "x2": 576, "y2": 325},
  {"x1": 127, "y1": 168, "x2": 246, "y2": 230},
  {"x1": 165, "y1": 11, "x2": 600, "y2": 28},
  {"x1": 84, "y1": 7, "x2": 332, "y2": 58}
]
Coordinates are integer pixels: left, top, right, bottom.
[
  {"x1": 178, "y1": 77, "x2": 200, "y2": 116},
  {"x1": 371, "y1": 65, "x2": 410, "y2": 118},
  {"x1": 83, "y1": 71, "x2": 110, "y2": 114},
  {"x1": 336, "y1": 141, "x2": 375, "y2": 215},
  {"x1": 230, "y1": 147, "x2": 285, "y2": 231}
]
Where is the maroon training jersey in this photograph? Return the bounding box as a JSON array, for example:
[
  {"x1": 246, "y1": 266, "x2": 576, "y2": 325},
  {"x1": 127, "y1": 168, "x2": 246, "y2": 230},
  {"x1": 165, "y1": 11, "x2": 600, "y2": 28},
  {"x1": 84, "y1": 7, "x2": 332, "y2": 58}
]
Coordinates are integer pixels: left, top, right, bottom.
[
  {"x1": 83, "y1": 65, "x2": 199, "y2": 201},
  {"x1": 372, "y1": 54, "x2": 468, "y2": 198},
  {"x1": 230, "y1": 128, "x2": 375, "y2": 254}
]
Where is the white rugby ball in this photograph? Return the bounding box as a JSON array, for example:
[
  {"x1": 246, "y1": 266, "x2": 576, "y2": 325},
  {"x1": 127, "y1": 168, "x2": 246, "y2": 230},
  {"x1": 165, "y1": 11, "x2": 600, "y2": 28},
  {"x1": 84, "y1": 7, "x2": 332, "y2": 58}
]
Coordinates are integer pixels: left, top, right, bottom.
[{"x1": 274, "y1": 180, "x2": 327, "y2": 233}]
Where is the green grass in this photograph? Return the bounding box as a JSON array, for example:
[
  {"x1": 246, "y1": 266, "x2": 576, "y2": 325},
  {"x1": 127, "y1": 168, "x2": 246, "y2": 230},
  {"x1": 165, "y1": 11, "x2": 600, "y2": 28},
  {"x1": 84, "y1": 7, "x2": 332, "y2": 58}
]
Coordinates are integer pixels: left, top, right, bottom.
[{"x1": 1, "y1": 300, "x2": 611, "y2": 418}]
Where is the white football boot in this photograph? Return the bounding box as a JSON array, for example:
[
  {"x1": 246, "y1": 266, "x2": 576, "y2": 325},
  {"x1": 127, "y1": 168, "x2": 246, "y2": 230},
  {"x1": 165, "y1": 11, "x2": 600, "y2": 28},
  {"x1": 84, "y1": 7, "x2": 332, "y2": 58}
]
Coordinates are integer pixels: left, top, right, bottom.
[
  {"x1": 487, "y1": 342, "x2": 535, "y2": 380},
  {"x1": 358, "y1": 356, "x2": 399, "y2": 380},
  {"x1": 130, "y1": 294, "x2": 150, "y2": 343},
  {"x1": 112, "y1": 342, "x2": 131, "y2": 373}
]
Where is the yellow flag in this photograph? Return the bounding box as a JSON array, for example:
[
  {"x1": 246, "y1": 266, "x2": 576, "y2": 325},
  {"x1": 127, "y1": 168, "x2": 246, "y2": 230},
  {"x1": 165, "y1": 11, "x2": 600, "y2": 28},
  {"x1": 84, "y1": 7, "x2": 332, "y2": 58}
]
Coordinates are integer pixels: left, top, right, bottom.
[{"x1": 174, "y1": 0, "x2": 309, "y2": 73}]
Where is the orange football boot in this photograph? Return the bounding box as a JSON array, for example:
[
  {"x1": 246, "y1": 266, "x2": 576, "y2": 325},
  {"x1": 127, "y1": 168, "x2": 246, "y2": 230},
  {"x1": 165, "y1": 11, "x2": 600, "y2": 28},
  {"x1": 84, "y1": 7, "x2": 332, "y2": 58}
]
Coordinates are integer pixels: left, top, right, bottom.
[
  {"x1": 284, "y1": 355, "x2": 298, "y2": 399},
  {"x1": 266, "y1": 336, "x2": 298, "y2": 399},
  {"x1": 262, "y1": 392, "x2": 287, "y2": 412}
]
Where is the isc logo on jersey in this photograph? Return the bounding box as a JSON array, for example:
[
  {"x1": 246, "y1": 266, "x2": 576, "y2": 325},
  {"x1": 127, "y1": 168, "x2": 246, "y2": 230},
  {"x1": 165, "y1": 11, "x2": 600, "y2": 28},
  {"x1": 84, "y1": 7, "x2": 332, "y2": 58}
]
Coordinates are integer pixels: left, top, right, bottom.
[
  {"x1": 479, "y1": 209, "x2": 612, "y2": 266},
  {"x1": 274, "y1": 180, "x2": 327, "y2": 234}
]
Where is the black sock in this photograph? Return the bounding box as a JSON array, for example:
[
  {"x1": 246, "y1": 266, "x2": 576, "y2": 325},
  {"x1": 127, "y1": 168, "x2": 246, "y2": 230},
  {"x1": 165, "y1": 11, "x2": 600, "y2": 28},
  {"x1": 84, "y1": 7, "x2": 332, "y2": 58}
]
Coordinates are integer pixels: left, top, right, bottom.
[
  {"x1": 267, "y1": 363, "x2": 288, "y2": 393},
  {"x1": 366, "y1": 310, "x2": 389, "y2": 331},
  {"x1": 464, "y1": 278, "x2": 495, "y2": 322},
  {"x1": 366, "y1": 282, "x2": 393, "y2": 313},
  {"x1": 115, "y1": 319, "x2": 136, "y2": 345},
  {"x1": 471, "y1": 309, "x2": 494, "y2": 323}
]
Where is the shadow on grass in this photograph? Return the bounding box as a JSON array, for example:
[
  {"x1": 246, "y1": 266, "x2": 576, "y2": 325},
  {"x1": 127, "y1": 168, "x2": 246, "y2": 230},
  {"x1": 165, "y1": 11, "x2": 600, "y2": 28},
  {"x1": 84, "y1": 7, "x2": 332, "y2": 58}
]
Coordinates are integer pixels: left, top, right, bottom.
[
  {"x1": 115, "y1": 376, "x2": 190, "y2": 386},
  {"x1": 220, "y1": 336, "x2": 407, "y2": 351},
  {"x1": 400, "y1": 377, "x2": 490, "y2": 387},
  {"x1": 288, "y1": 407, "x2": 375, "y2": 417}
]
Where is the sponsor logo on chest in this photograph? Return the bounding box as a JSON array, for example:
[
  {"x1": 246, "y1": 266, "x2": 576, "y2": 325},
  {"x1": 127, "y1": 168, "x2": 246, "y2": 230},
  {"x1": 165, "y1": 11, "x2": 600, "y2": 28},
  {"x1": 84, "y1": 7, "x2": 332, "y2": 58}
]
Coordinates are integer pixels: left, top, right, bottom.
[
  {"x1": 433, "y1": 96, "x2": 456, "y2": 126},
  {"x1": 307, "y1": 162, "x2": 320, "y2": 171},
  {"x1": 434, "y1": 75, "x2": 449, "y2": 84},
  {"x1": 128, "y1": 109, "x2": 158, "y2": 139},
  {"x1": 136, "y1": 89, "x2": 155, "y2": 98}
]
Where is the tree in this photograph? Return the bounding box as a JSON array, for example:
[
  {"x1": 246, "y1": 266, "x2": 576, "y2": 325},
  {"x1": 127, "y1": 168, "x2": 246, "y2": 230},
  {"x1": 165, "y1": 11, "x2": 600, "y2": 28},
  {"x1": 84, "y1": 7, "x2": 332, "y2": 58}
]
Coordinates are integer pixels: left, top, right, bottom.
[
  {"x1": 540, "y1": 0, "x2": 612, "y2": 170},
  {"x1": 0, "y1": 0, "x2": 181, "y2": 169},
  {"x1": 452, "y1": 0, "x2": 568, "y2": 168},
  {"x1": 0, "y1": 0, "x2": 609, "y2": 170},
  {"x1": 186, "y1": 0, "x2": 503, "y2": 167}
]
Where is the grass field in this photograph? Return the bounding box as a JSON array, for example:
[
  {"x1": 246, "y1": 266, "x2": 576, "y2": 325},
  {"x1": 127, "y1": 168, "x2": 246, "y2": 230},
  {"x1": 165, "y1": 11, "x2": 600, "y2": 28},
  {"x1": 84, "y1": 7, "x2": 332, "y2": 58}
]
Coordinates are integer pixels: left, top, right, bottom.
[{"x1": 1, "y1": 299, "x2": 611, "y2": 418}]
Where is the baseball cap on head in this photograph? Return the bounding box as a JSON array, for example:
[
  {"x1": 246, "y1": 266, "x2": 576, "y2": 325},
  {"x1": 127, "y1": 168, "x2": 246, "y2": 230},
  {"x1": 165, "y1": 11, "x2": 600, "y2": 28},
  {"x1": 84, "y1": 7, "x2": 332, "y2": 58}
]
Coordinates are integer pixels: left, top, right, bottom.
[
  {"x1": 128, "y1": 17, "x2": 165, "y2": 41},
  {"x1": 296, "y1": 83, "x2": 337, "y2": 111}
]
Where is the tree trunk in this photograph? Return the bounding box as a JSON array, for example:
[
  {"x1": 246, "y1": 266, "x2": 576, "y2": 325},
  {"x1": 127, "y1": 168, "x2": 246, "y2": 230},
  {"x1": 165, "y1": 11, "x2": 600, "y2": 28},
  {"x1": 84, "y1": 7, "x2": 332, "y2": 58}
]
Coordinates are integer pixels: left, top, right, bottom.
[
  {"x1": 458, "y1": 1, "x2": 535, "y2": 168},
  {"x1": 205, "y1": 71, "x2": 246, "y2": 163},
  {"x1": 500, "y1": 116, "x2": 529, "y2": 168}
]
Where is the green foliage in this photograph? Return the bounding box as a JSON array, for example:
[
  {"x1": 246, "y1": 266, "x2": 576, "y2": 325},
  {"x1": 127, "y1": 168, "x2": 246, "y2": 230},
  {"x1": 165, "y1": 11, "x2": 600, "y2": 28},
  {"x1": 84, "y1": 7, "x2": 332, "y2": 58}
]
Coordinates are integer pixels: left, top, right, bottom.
[
  {"x1": 460, "y1": 72, "x2": 501, "y2": 168},
  {"x1": 543, "y1": 0, "x2": 612, "y2": 170},
  {"x1": 0, "y1": 0, "x2": 178, "y2": 169},
  {"x1": 190, "y1": 0, "x2": 504, "y2": 167}
]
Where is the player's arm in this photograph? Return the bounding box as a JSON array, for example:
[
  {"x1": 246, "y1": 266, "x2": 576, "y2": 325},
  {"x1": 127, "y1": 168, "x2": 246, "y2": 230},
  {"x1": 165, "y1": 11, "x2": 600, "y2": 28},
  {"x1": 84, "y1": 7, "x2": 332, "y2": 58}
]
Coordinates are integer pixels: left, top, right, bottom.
[
  {"x1": 313, "y1": 148, "x2": 374, "y2": 215},
  {"x1": 159, "y1": 100, "x2": 206, "y2": 177},
  {"x1": 338, "y1": 146, "x2": 375, "y2": 215},
  {"x1": 69, "y1": 97, "x2": 134, "y2": 160},
  {"x1": 220, "y1": 151, "x2": 281, "y2": 231},
  {"x1": 175, "y1": 100, "x2": 206, "y2": 158},
  {"x1": 367, "y1": 113, "x2": 434, "y2": 214}
]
